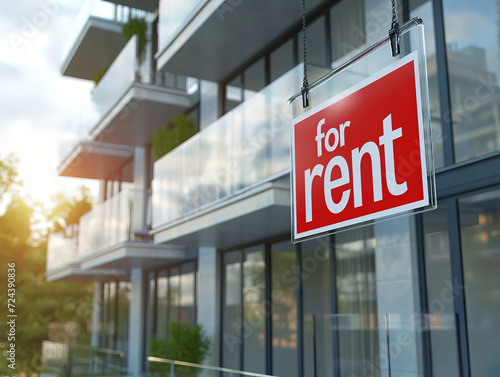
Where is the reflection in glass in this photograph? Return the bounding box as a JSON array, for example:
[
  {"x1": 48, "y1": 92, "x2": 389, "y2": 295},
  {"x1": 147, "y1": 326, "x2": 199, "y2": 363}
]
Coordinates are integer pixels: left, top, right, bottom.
[
  {"x1": 335, "y1": 227, "x2": 379, "y2": 377},
  {"x1": 117, "y1": 281, "x2": 131, "y2": 355},
  {"x1": 271, "y1": 242, "x2": 298, "y2": 377},
  {"x1": 459, "y1": 189, "x2": 500, "y2": 377},
  {"x1": 156, "y1": 273, "x2": 168, "y2": 339},
  {"x1": 180, "y1": 267, "x2": 195, "y2": 324},
  {"x1": 270, "y1": 39, "x2": 295, "y2": 82},
  {"x1": 225, "y1": 75, "x2": 243, "y2": 113},
  {"x1": 443, "y1": 0, "x2": 500, "y2": 162},
  {"x1": 301, "y1": 238, "x2": 333, "y2": 377},
  {"x1": 169, "y1": 272, "x2": 180, "y2": 326},
  {"x1": 243, "y1": 246, "x2": 266, "y2": 373},
  {"x1": 410, "y1": 0, "x2": 444, "y2": 168},
  {"x1": 422, "y1": 205, "x2": 460, "y2": 376},
  {"x1": 222, "y1": 251, "x2": 242, "y2": 370},
  {"x1": 244, "y1": 58, "x2": 266, "y2": 100}
]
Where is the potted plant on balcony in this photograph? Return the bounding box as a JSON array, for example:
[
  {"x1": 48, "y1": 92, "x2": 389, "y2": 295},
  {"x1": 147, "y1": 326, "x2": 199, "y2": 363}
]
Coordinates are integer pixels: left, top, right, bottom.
[
  {"x1": 149, "y1": 322, "x2": 211, "y2": 376},
  {"x1": 152, "y1": 114, "x2": 198, "y2": 160},
  {"x1": 122, "y1": 15, "x2": 148, "y2": 62}
]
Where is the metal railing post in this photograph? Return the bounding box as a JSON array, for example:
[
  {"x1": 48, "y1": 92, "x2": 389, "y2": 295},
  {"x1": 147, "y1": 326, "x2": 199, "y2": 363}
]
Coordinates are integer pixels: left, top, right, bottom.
[{"x1": 170, "y1": 361, "x2": 175, "y2": 377}]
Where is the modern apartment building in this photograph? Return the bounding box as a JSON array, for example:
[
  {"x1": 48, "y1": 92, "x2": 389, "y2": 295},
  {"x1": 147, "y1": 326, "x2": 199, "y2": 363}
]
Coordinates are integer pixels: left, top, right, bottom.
[{"x1": 46, "y1": 0, "x2": 500, "y2": 376}]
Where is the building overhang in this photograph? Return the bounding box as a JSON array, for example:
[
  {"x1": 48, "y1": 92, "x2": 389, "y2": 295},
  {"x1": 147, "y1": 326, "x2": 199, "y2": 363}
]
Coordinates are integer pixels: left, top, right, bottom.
[
  {"x1": 61, "y1": 17, "x2": 125, "y2": 80},
  {"x1": 104, "y1": 0, "x2": 158, "y2": 12},
  {"x1": 45, "y1": 264, "x2": 128, "y2": 282},
  {"x1": 152, "y1": 180, "x2": 291, "y2": 250},
  {"x1": 57, "y1": 141, "x2": 134, "y2": 180},
  {"x1": 156, "y1": 0, "x2": 328, "y2": 82},
  {"x1": 80, "y1": 242, "x2": 187, "y2": 270},
  {"x1": 89, "y1": 83, "x2": 193, "y2": 146}
]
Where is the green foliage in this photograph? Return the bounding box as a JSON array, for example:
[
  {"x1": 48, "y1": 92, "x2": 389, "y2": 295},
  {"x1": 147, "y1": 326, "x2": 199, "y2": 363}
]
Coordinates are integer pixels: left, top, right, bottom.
[
  {"x1": 152, "y1": 114, "x2": 198, "y2": 161},
  {"x1": 48, "y1": 186, "x2": 93, "y2": 233},
  {"x1": 122, "y1": 16, "x2": 148, "y2": 61},
  {"x1": 149, "y1": 322, "x2": 211, "y2": 376},
  {"x1": 0, "y1": 157, "x2": 93, "y2": 376},
  {"x1": 0, "y1": 154, "x2": 21, "y2": 202}
]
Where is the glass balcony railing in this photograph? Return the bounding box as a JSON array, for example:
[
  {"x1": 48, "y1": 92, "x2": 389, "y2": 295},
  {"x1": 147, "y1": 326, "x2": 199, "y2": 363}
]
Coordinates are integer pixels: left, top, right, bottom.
[
  {"x1": 152, "y1": 63, "x2": 328, "y2": 227},
  {"x1": 61, "y1": 0, "x2": 146, "y2": 70},
  {"x1": 78, "y1": 189, "x2": 146, "y2": 260},
  {"x1": 59, "y1": 33, "x2": 194, "y2": 164},
  {"x1": 157, "y1": 0, "x2": 207, "y2": 52},
  {"x1": 46, "y1": 228, "x2": 79, "y2": 272}
]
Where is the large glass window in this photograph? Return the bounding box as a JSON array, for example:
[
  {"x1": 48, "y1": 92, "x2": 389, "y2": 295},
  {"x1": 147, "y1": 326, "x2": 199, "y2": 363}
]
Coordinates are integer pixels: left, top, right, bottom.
[
  {"x1": 459, "y1": 189, "x2": 500, "y2": 377},
  {"x1": 422, "y1": 205, "x2": 460, "y2": 376},
  {"x1": 335, "y1": 227, "x2": 379, "y2": 377},
  {"x1": 180, "y1": 262, "x2": 196, "y2": 324},
  {"x1": 222, "y1": 251, "x2": 242, "y2": 370},
  {"x1": 243, "y1": 246, "x2": 266, "y2": 373},
  {"x1": 271, "y1": 241, "x2": 298, "y2": 377},
  {"x1": 244, "y1": 58, "x2": 266, "y2": 100},
  {"x1": 410, "y1": 0, "x2": 444, "y2": 168},
  {"x1": 301, "y1": 238, "x2": 333, "y2": 377},
  {"x1": 270, "y1": 39, "x2": 295, "y2": 82},
  {"x1": 156, "y1": 272, "x2": 168, "y2": 339},
  {"x1": 298, "y1": 16, "x2": 328, "y2": 67},
  {"x1": 116, "y1": 281, "x2": 131, "y2": 355},
  {"x1": 443, "y1": 0, "x2": 500, "y2": 162}
]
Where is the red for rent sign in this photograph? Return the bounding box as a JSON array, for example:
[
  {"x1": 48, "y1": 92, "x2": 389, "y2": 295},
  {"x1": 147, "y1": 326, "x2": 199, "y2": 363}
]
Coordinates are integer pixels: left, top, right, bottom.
[{"x1": 291, "y1": 52, "x2": 429, "y2": 241}]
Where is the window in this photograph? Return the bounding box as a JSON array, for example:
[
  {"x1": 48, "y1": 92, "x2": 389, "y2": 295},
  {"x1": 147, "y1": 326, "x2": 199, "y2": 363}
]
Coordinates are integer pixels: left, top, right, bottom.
[
  {"x1": 459, "y1": 189, "x2": 500, "y2": 376},
  {"x1": 422, "y1": 205, "x2": 460, "y2": 376},
  {"x1": 270, "y1": 39, "x2": 295, "y2": 82},
  {"x1": 244, "y1": 58, "x2": 266, "y2": 100},
  {"x1": 443, "y1": 0, "x2": 500, "y2": 162},
  {"x1": 144, "y1": 261, "x2": 198, "y2": 360},
  {"x1": 271, "y1": 241, "x2": 298, "y2": 377},
  {"x1": 410, "y1": 0, "x2": 444, "y2": 168},
  {"x1": 243, "y1": 246, "x2": 266, "y2": 373},
  {"x1": 222, "y1": 251, "x2": 242, "y2": 370}
]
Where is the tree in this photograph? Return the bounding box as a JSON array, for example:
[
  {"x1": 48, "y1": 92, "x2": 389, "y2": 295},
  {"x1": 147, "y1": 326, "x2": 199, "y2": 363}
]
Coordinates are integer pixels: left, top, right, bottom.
[
  {"x1": 48, "y1": 185, "x2": 93, "y2": 233},
  {"x1": 0, "y1": 156, "x2": 94, "y2": 376},
  {"x1": 0, "y1": 154, "x2": 21, "y2": 203}
]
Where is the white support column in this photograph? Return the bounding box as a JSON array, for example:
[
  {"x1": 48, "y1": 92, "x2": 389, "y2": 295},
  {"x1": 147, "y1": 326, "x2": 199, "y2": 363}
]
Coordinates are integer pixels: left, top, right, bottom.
[
  {"x1": 374, "y1": 216, "x2": 423, "y2": 377},
  {"x1": 132, "y1": 146, "x2": 148, "y2": 233},
  {"x1": 197, "y1": 247, "x2": 218, "y2": 368},
  {"x1": 127, "y1": 268, "x2": 145, "y2": 377},
  {"x1": 90, "y1": 281, "x2": 102, "y2": 348}
]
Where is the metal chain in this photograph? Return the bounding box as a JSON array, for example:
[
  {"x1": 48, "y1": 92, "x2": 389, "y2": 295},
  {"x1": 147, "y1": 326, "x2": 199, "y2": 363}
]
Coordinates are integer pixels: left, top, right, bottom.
[
  {"x1": 302, "y1": 0, "x2": 308, "y2": 88},
  {"x1": 392, "y1": 0, "x2": 397, "y2": 24},
  {"x1": 391, "y1": 0, "x2": 396, "y2": 25}
]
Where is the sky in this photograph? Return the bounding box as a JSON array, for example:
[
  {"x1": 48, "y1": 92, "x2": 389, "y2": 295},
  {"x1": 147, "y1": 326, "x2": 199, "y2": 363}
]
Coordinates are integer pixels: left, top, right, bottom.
[{"x1": 0, "y1": 0, "x2": 98, "y2": 211}]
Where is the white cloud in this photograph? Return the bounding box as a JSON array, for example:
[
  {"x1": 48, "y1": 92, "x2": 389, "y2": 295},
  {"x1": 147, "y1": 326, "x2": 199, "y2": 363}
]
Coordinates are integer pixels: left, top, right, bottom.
[{"x1": 0, "y1": 0, "x2": 98, "y2": 209}]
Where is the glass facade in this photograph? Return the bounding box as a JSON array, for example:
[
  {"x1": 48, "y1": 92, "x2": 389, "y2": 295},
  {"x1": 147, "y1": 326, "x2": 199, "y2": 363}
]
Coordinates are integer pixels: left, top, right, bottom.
[
  {"x1": 144, "y1": 261, "x2": 197, "y2": 353},
  {"x1": 459, "y1": 190, "x2": 500, "y2": 377},
  {"x1": 62, "y1": 1, "x2": 500, "y2": 376},
  {"x1": 443, "y1": 0, "x2": 500, "y2": 163},
  {"x1": 99, "y1": 281, "x2": 130, "y2": 355}
]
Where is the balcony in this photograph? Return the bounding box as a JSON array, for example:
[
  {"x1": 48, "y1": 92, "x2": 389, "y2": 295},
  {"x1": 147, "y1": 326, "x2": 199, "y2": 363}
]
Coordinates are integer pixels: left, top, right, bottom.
[
  {"x1": 58, "y1": 35, "x2": 195, "y2": 179},
  {"x1": 60, "y1": 0, "x2": 146, "y2": 80},
  {"x1": 104, "y1": 0, "x2": 158, "y2": 12},
  {"x1": 46, "y1": 226, "x2": 124, "y2": 282},
  {"x1": 152, "y1": 63, "x2": 328, "y2": 248},
  {"x1": 155, "y1": 0, "x2": 330, "y2": 81},
  {"x1": 46, "y1": 189, "x2": 186, "y2": 282}
]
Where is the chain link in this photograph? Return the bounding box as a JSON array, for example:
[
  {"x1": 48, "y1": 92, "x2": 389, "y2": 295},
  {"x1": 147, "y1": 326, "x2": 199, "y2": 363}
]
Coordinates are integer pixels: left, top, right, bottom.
[
  {"x1": 391, "y1": 0, "x2": 397, "y2": 26},
  {"x1": 302, "y1": 0, "x2": 308, "y2": 88}
]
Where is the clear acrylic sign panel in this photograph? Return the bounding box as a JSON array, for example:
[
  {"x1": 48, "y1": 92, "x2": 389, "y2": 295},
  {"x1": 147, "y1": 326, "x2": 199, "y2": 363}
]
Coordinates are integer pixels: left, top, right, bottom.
[{"x1": 289, "y1": 18, "x2": 436, "y2": 243}]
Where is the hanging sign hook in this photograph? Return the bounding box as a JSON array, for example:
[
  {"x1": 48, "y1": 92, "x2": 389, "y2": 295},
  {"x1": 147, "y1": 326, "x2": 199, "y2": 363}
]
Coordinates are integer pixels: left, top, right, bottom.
[
  {"x1": 389, "y1": 0, "x2": 400, "y2": 57},
  {"x1": 301, "y1": 0, "x2": 310, "y2": 108}
]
